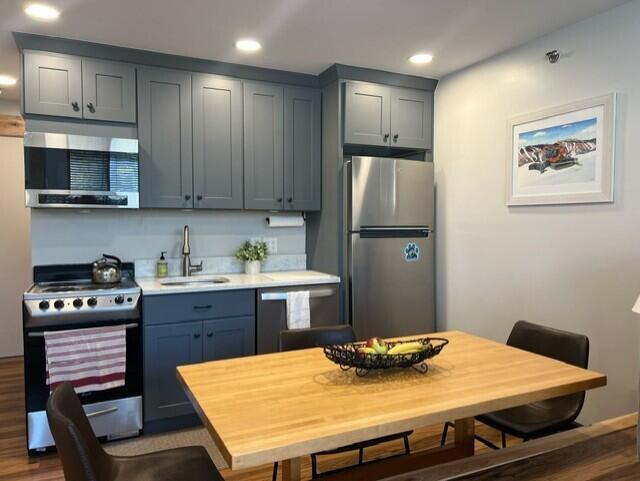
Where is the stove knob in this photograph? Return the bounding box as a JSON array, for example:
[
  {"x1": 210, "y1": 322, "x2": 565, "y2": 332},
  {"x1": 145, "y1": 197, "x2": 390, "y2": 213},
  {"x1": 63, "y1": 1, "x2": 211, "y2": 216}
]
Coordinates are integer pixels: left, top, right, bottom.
[
  {"x1": 73, "y1": 298, "x2": 83, "y2": 308},
  {"x1": 87, "y1": 297, "x2": 98, "y2": 307},
  {"x1": 114, "y1": 295, "x2": 124, "y2": 305},
  {"x1": 38, "y1": 300, "x2": 50, "y2": 310},
  {"x1": 54, "y1": 300, "x2": 64, "y2": 310}
]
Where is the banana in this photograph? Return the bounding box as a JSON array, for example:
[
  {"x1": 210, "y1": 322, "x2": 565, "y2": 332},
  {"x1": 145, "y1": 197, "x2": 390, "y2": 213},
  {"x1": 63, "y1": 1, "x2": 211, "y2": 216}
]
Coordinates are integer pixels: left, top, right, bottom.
[{"x1": 387, "y1": 342, "x2": 425, "y2": 355}]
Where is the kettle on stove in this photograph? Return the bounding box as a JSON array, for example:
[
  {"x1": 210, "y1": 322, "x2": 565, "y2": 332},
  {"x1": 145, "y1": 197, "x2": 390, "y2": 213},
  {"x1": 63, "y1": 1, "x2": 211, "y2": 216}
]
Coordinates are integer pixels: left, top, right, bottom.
[{"x1": 92, "y1": 254, "x2": 122, "y2": 284}]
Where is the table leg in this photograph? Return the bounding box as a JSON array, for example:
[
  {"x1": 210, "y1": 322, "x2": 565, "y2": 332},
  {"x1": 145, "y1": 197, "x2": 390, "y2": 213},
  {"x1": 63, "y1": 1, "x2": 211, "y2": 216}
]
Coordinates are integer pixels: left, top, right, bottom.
[
  {"x1": 454, "y1": 417, "x2": 475, "y2": 456},
  {"x1": 282, "y1": 457, "x2": 302, "y2": 481}
]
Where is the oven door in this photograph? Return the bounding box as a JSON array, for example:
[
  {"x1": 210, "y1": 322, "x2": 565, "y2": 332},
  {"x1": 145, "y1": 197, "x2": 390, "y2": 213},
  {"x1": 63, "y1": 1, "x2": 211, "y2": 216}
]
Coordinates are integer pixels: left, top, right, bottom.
[
  {"x1": 24, "y1": 319, "x2": 143, "y2": 452},
  {"x1": 24, "y1": 132, "x2": 139, "y2": 209}
]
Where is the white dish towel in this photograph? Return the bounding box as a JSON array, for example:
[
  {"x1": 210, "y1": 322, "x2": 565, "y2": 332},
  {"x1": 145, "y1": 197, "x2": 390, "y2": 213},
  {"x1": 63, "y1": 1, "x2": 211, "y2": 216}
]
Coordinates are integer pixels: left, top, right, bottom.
[{"x1": 286, "y1": 291, "x2": 311, "y2": 329}]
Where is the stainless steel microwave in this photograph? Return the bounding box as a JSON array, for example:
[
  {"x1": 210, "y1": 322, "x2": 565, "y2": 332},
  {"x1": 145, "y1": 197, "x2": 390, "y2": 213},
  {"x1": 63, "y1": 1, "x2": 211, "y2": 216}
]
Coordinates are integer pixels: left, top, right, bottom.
[{"x1": 24, "y1": 132, "x2": 139, "y2": 209}]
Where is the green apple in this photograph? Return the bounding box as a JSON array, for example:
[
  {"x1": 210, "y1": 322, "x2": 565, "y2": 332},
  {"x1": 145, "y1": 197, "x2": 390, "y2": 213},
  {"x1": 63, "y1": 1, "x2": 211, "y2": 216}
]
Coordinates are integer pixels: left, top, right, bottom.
[{"x1": 366, "y1": 337, "x2": 388, "y2": 355}]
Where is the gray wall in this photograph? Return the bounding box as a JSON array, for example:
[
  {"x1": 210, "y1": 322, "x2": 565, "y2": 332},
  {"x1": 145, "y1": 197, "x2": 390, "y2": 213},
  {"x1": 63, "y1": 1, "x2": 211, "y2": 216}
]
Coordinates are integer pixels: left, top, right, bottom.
[
  {"x1": 31, "y1": 210, "x2": 305, "y2": 266},
  {"x1": 434, "y1": 0, "x2": 640, "y2": 424}
]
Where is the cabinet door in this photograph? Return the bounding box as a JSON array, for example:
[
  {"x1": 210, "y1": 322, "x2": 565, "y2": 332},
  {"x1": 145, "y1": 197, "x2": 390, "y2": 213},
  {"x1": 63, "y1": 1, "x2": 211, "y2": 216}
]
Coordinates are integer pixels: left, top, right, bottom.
[
  {"x1": 23, "y1": 51, "x2": 82, "y2": 118},
  {"x1": 243, "y1": 82, "x2": 284, "y2": 210},
  {"x1": 144, "y1": 322, "x2": 202, "y2": 421},
  {"x1": 138, "y1": 68, "x2": 193, "y2": 208},
  {"x1": 82, "y1": 59, "x2": 136, "y2": 123},
  {"x1": 390, "y1": 87, "x2": 433, "y2": 150},
  {"x1": 343, "y1": 82, "x2": 391, "y2": 147},
  {"x1": 284, "y1": 87, "x2": 321, "y2": 211},
  {"x1": 203, "y1": 317, "x2": 255, "y2": 361},
  {"x1": 192, "y1": 75, "x2": 243, "y2": 209}
]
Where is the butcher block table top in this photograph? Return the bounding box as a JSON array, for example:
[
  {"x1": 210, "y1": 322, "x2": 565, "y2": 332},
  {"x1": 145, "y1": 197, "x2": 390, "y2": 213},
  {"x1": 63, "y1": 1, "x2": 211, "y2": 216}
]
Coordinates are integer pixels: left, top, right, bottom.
[{"x1": 177, "y1": 330, "x2": 606, "y2": 479}]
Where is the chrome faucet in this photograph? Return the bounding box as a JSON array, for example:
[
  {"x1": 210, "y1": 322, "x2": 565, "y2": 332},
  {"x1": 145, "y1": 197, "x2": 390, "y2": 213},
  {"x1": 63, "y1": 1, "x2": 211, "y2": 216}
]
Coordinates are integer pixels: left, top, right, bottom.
[{"x1": 182, "y1": 225, "x2": 203, "y2": 277}]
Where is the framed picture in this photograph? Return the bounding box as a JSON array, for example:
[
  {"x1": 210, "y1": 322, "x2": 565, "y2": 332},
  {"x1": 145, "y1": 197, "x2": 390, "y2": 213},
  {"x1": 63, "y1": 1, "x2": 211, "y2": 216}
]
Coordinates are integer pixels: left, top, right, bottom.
[{"x1": 506, "y1": 94, "x2": 616, "y2": 206}]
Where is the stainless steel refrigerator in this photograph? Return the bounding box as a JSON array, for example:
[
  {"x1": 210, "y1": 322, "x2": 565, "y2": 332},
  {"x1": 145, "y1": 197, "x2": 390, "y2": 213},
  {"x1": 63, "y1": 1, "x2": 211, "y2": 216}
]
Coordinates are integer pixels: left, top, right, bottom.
[{"x1": 347, "y1": 156, "x2": 435, "y2": 340}]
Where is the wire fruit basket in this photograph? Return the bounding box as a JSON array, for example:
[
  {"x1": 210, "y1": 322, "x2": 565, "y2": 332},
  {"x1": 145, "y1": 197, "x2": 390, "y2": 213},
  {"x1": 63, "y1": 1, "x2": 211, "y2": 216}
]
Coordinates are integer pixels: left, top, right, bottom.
[{"x1": 323, "y1": 337, "x2": 449, "y2": 377}]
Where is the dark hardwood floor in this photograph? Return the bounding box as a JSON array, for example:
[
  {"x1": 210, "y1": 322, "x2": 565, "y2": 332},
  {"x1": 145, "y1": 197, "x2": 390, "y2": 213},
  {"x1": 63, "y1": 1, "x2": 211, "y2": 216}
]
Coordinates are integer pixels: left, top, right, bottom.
[{"x1": 0, "y1": 356, "x2": 510, "y2": 480}]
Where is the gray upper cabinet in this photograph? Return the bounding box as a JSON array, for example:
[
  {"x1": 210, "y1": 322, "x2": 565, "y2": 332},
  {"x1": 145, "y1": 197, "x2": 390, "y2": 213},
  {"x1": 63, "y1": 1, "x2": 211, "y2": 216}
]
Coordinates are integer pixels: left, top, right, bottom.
[
  {"x1": 138, "y1": 67, "x2": 193, "y2": 208},
  {"x1": 284, "y1": 87, "x2": 321, "y2": 211},
  {"x1": 344, "y1": 81, "x2": 434, "y2": 150},
  {"x1": 343, "y1": 82, "x2": 391, "y2": 147},
  {"x1": 192, "y1": 75, "x2": 243, "y2": 209},
  {"x1": 243, "y1": 82, "x2": 284, "y2": 210},
  {"x1": 390, "y1": 87, "x2": 433, "y2": 150},
  {"x1": 23, "y1": 51, "x2": 83, "y2": 118},
  {"x1": 81, "y1": 59, "x2": 136, "y2": 123}
]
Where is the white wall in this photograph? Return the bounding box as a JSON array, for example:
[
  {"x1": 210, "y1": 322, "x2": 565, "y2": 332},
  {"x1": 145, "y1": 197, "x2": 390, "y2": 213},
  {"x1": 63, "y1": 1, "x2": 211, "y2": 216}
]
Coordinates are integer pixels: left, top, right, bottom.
[
  {"x1": 31, "y1": 210, "x2": 306, "y2": 266},
  {"x1": 0, "y1": 99, "x2": 30, "y2": 356},
  {"x1": 435, "y1": 0, "x2": 640, "y2": 423}
]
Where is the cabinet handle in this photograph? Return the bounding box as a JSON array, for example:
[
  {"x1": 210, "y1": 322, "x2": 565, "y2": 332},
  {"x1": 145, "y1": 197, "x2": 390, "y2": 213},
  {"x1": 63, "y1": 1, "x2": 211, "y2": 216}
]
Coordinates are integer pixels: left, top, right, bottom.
[
  {"x1": 276, "y1": 197, "x2": 283, "y2": 203},
  {"x1": 196, "y1": 194, "x2": 203, "y2": 201},
  {"x1": 71, "y1": 101, "x2": 79, "y2": 111},
  {"x1": 87, "y1": 102, "x2": 95, "y2": 113},
  {"x1": 193, "y1": 304, "x2": 212, "y2": 310},
  {"x1": 185, "y1": 194, "x2": 192, "y2": 201},
  {"x1": 287, "y1": 197, "x2": 293, "y2": 203},
  {"x1": 207, "y1": 332, "x2": 213, "y2": 338},
  {"x1": 393, "y1": 134, "x2": 399, "y2": 142},
  {"x1": 194, "y1": 333, "x2": 201, "y2": 339},
  {"x1": 383, "y1": 133, "x2": 390, "y2": 142}
]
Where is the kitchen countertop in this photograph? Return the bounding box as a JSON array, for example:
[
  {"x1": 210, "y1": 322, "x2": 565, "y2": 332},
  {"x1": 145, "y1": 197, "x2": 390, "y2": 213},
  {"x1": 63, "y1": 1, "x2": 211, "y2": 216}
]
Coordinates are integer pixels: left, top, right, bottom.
[{"x1": 136, "y1": 270, "x2": 340, "y2": 295}]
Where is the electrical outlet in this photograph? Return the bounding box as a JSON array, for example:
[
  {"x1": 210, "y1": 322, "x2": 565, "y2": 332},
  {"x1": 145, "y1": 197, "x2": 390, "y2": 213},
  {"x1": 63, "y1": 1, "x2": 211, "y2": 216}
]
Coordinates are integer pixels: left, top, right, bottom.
[{"x1": 263, "y1": 237, "x2": 278, "y2": 254}]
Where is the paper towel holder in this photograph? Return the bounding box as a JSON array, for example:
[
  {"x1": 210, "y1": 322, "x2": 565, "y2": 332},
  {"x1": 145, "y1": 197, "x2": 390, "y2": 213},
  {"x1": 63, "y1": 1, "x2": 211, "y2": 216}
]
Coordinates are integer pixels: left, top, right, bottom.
[{"x1": 265, "y1": 213, "x2": 306, "y2": 227}]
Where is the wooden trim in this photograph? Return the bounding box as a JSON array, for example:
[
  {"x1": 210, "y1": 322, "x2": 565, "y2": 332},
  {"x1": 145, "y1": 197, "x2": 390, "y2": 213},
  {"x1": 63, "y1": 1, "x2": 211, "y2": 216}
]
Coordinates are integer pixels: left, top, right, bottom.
[
  {"x1": 384, "y1": 413, "x2": 638, "y2": 481},
  {"x1": 0, "y1": 115, "x2": 25, "y2": 138}
]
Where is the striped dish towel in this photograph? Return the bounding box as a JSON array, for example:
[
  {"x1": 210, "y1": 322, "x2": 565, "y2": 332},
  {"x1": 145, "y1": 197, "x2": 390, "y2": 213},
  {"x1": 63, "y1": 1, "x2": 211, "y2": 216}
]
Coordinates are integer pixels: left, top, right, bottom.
[{"x1": 44, "y1": 325, "x2": 127, "y2": 394}]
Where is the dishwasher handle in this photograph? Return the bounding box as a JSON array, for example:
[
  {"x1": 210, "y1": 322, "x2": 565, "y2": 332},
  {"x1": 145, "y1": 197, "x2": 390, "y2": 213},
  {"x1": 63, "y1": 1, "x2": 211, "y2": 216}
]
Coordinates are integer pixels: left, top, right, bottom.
[{"x1": 260, "y1": 287, "x2": 336, "y2": 302}]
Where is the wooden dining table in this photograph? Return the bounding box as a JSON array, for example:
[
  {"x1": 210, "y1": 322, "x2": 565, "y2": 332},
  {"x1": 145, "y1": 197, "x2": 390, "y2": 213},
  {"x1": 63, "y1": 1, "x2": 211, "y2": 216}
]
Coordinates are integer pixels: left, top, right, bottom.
[{"x1": 176, "y1": 330, "x2": 606, "y2": 481}]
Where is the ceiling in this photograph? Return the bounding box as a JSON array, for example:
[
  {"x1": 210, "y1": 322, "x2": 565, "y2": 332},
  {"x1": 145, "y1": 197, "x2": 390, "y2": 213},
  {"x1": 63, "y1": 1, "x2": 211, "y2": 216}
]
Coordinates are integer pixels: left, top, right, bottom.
[{"x1": 0, "y1": 0, "x2": 630, "y2": 101}]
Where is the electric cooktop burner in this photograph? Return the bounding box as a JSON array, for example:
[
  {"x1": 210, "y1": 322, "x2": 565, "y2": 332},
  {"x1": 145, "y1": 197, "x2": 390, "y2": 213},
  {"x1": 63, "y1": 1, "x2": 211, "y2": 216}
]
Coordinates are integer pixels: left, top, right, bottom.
[{"x1": 32, "y1": 278, "x2": 138, "y2": 295}]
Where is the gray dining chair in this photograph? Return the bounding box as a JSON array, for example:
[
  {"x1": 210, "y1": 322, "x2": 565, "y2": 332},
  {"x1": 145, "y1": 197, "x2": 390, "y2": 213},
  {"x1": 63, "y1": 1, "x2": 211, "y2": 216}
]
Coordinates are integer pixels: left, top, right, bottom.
[
  {"x1": 440, "y1": 320, "x2": 589, "y2": 449},
  {"x1": 272, "y1": 325, "x2": 411, "y2": 480}
]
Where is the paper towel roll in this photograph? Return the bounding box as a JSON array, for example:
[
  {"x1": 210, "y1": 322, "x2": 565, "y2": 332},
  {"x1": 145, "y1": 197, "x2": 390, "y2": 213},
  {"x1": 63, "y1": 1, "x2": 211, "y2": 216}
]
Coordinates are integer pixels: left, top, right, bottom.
[{"x1": 266, "y1": 214, "x2": 305, "y2": 228}]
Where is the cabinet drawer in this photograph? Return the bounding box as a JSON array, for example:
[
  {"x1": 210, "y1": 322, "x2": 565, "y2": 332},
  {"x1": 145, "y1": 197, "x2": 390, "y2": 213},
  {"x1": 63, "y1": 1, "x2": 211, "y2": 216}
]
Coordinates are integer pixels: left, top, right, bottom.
[{"x1": 143, "y1": 290, "x2": 255, "y2": 325}]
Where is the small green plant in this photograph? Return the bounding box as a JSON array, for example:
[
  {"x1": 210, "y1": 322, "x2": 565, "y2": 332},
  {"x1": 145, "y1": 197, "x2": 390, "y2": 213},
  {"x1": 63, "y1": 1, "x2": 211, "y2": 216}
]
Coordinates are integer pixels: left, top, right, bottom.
[{"x1": 235, "y1": 240, "x2": 269, "y2": 262}]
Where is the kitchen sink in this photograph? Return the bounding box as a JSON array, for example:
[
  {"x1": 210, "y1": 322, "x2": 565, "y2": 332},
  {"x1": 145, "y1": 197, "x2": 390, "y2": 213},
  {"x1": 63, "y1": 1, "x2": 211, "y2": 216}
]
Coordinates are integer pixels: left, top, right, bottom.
[{"x1": 160, "y1": 277, "x2": 230, "y2": 287}]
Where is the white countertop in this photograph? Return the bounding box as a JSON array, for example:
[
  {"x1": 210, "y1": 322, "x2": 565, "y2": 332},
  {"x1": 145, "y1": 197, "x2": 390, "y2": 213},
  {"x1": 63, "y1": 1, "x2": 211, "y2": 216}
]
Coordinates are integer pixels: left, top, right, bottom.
[{"x1": 136, "y1": 270, "x2": 340, "y2": 295}]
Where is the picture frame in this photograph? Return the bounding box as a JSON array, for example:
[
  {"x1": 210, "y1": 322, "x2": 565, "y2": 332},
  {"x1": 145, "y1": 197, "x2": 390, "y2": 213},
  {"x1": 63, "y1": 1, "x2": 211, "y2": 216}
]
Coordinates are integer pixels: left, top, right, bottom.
[{"x1": 506, "y1": 93, "x2": 616, "y2": 206}]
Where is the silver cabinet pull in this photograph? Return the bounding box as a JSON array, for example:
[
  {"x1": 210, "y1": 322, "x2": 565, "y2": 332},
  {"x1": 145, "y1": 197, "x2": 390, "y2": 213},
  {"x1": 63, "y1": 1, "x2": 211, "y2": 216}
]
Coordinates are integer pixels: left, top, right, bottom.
[
  {"x1": 87, "y1": 406, "x2": 118, "y2": 418},
  {"x1": 261, "y1": 288, "x2": 335, "y2": 301}
]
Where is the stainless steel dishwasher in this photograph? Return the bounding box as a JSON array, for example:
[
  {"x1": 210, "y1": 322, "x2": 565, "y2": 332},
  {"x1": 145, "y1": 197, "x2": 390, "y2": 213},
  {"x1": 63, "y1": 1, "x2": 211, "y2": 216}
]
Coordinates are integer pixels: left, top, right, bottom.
[{"x1": 257, "y1": 283, "x2": 341, "y2": 354}]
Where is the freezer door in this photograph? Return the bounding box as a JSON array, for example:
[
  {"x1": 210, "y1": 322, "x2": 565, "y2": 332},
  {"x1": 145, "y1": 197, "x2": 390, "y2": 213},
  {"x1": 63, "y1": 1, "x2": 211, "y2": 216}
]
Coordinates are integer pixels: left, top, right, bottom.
[
  {"x1": 350, "y1": 232, "x2": 434, "y2": 340},
  {"x1": 350, "y1": 156, "x2": 434, "y2": 230}
]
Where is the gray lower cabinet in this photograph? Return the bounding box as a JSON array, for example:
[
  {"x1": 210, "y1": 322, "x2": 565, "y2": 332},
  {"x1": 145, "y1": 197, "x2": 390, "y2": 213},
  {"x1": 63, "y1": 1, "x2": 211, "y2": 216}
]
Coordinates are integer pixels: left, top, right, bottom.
[
  {"x1": 81, "y1": 59, "x2": 137, "y2": 123},
  {"x1": 203, "y1": 317, "x2": 255, "y2": 361},
  {"x1": 23, "y1": 51, "x2": 83, "y2": 118},
  {"x1": 343, "y1": 82, "x2": 391, "y2": 147},
  {"x1": 192, "y1": 75, "x2": 243, "y2": 209},
  {"x1": 390, "y1": 87, "x2": 433, "y2": 150},
  {"x1": 143, "y1": 321, "x2": 203, "y2": 421},
  {"x1": 143, "y1": 290, "x2": 255, "y2": 430},
  {"x1": 344, "y1": 81, "x2": 433, "y2": 150},
  {"x1": 284, "y1": 87, "x2": 321, "y2": 211},
  {"x1": 138, "y1": 67, "x2": 194, "y2": 208},
  {"x1": 243, "y1": 82, "x2": 285, "y2": 210}
]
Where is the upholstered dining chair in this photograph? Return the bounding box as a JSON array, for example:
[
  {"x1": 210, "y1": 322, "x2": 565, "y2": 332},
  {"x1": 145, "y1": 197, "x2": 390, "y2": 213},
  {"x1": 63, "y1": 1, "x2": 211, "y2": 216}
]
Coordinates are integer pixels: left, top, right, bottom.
[
  {"x1": 272, "y1": 325, "x2": 412, "y2": 480},
  {"x1": 441, "y1": 320, "x2": 589, "y2": 449},
  {"x1": 47, "y1": 382, "x2": 223, "y2": 481}
]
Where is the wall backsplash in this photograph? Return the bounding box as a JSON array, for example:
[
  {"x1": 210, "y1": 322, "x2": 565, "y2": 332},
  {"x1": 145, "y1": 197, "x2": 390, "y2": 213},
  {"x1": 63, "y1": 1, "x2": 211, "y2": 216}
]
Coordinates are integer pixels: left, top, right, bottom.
[{"x1": 30, "y1": 209, "x2": 306, "y2": 269}]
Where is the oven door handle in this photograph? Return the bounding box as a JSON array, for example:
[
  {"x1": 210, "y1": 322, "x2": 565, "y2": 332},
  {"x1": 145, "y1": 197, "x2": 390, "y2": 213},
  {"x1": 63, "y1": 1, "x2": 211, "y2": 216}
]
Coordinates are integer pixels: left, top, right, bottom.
[
  {"x1": 86, "y1": 406, "x2": 119, "y2": 418},
  {"x1": 26, "y1": 322, "x2": 139, "y2": 337}
]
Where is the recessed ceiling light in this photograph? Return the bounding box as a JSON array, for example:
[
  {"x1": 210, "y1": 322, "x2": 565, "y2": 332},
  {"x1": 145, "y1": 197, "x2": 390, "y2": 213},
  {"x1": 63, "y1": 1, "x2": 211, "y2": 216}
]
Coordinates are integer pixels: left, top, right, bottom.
[
  {"x1": 0, "y1": 75, "x2": 17, "y2": 87},
  {"x1": 235, "y1": 39, "x2": 261, "y2": 52},
  {"x1": 409, "y1": 53, "x2": 433, "y2": 64},
  {"x1": 24, "y1": 3, "x2": 60, "y2": 20}
]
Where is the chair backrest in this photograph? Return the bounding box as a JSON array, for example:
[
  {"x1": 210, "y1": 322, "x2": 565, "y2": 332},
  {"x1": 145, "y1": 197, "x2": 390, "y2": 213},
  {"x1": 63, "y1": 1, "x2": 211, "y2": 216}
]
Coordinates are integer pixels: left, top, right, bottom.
[
  {"x1": 46, "y1": 382, "x2": 112, "y2": 481},
  {"x1": 507, "y1": 320, "x2": 589, "y2": 368},
  {"x1": 508, "y1": 320, "x2": 589, "y2": 424},
  {"x1": 279, "y1": 325, "x2": 356, "y2": 352}
]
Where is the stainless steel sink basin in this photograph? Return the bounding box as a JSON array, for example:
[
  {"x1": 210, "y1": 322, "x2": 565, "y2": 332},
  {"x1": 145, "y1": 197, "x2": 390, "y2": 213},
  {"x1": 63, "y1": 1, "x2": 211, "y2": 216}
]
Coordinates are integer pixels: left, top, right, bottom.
[{"x1": 160, "y1": 277, "x2": 230, "y2": 287}]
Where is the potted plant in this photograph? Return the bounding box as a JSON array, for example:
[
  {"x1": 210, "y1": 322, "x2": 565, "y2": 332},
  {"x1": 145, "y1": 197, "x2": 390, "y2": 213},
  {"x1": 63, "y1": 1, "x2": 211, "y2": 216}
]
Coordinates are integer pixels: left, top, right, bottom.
[{"x1": 235, "y1": 240, "x2": 269, "y2": 275}]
